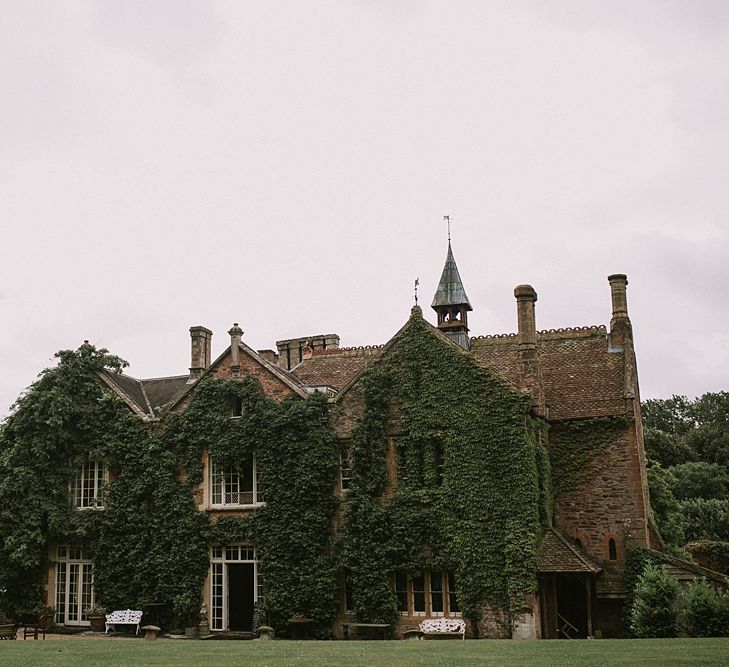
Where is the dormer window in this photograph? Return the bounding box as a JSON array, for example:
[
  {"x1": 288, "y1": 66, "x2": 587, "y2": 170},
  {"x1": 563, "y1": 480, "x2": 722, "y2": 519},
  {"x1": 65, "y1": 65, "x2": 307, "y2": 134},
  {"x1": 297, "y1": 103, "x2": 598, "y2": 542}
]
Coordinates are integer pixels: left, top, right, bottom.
[
  {"x1": 211, "y1": 454, "x2": 264, "y2": 507},
  {"x1": 72, "y1": 461, "x2": 106, "y2": 509}
]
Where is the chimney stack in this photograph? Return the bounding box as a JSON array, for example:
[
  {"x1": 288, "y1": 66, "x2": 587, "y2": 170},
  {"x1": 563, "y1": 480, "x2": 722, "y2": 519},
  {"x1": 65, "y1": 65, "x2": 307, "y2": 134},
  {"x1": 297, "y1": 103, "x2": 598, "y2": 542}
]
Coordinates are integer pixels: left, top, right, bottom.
[
  {"x1": 229, "y1": 323, "x2": 244, "y2": 377},
  {"x1": 608, "y1": 274, "x2": 632, "y2": 347},
  {"x1": 189, "y1": 326, "x2": 213, "y2": 381},
  {"x1": 608, "y1": 274, "x2": 629, "y2": 321},
  {"x1": 514, "y1": 284, "x2": 538, "y2": 349},
  {"x1": 514, "y1": 284, "x2": 544, "y2": 415}
]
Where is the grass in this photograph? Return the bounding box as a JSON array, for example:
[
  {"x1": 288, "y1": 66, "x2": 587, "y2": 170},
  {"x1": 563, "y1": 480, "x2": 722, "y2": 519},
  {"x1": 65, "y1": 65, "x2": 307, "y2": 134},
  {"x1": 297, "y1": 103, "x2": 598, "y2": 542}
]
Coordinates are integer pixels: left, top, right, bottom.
[{"x1": 1, "y1": 638, "x2": 728, "y2": 667}]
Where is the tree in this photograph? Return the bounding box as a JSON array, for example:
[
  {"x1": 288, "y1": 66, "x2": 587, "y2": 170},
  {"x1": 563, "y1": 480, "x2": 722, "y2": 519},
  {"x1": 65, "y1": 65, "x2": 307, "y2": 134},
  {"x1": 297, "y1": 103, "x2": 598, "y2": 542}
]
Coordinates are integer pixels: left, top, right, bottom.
[
  {"x1": 681, "y1": 499, "x2": 729, "y2": 543},
  {"x1": 630, "y1": 562, "x2": 679, "y2": 638},
  {"x1": 643, "y1": 393, "x2": 729, "y2": 548},
  {"x1": 669, "y1": 462, "x2": 729, "y2": 501},
  {"x1": 644, "y1": 427, "x2": 695, "y2": 468},
  {"x1": 643, "y1": 396, "x2": 695, "y2": 436},
  {"x1": 647, "y1": 465, "x2": 685, "y2": 546}
]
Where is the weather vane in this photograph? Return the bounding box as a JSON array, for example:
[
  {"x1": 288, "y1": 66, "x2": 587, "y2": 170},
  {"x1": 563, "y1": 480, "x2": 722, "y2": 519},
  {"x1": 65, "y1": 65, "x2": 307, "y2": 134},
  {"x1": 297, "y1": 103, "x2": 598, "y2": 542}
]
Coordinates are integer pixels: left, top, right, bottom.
[
  {"x1": 414, "y1": 278, "x2": 420, "y2": 305},
  {"x1": 444, "y1": 214, "x2": 451, "y2": 242}
]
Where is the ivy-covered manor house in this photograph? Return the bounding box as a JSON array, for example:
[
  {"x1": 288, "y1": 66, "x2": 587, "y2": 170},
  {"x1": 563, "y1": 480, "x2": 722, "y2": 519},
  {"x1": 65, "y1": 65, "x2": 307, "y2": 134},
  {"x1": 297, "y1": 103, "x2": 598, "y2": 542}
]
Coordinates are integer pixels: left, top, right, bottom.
[{"x1": 0, "y1": 242, "x2": 670, "y2": 639}]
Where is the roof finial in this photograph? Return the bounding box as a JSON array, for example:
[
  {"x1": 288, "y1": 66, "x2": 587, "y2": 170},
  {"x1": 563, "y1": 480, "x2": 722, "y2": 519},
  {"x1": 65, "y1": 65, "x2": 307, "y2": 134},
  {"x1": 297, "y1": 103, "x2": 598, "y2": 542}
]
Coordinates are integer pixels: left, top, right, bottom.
[
  {"x1": 414, "y1": 277, "x2": 420, "y2": 305},
  {"x1": 444, "y1": 214, "x2": 451, "y2": 242}
]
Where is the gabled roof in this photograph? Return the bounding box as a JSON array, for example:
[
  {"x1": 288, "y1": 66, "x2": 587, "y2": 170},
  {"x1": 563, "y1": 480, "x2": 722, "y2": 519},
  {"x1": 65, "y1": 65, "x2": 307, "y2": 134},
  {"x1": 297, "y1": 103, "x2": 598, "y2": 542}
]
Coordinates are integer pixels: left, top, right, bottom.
[
  {"x1": 100, "y1": 338, "x2": 309, "y2": 419},
  {"x1": 331, "y1": 306, "x2": 520, "y2": 403},
  {"x1": 538, "y1": 527, "x2": 603, "y2": 574},
  {"x1": 163, "y1": 339, "x2": 309, "y2": 415},
  {"x1": 431, "y1": 242, "x2": 472, "y2": 310},
  {"x1": 98, "y1": 371, "x2": 189, "y2": 419},
  {"x1": 656, "y1": 550, "x2": 729, "y2": 587}
]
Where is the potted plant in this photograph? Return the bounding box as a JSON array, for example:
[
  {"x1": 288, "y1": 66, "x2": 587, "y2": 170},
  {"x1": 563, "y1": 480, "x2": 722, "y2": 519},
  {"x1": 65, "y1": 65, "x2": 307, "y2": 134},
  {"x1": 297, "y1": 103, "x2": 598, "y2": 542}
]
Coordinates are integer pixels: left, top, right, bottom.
[
  {"x1": 36, "y1": 605, "x2": 56, "y2": 633},
  {"x1": 84, "y1": 605, "x2": 107, "y2": 633},
  {"x1": 173, "y1": 592, "x2": 199, "y2": 639}
]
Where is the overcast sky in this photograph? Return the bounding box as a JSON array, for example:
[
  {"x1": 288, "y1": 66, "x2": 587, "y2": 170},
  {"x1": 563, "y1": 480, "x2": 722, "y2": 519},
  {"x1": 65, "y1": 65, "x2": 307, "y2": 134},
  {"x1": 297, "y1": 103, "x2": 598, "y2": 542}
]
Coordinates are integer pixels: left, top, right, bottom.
[{"x1": 1, "y1": 1, "x2": 728, "y2": 417}]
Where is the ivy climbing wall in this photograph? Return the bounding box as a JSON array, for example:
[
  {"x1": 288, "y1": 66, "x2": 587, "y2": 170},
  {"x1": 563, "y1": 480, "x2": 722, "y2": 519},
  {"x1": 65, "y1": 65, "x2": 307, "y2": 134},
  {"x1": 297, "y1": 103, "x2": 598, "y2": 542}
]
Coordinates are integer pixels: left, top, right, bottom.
[{"x1": 334, "y1": 311, "x2": 552, "y2": 636}]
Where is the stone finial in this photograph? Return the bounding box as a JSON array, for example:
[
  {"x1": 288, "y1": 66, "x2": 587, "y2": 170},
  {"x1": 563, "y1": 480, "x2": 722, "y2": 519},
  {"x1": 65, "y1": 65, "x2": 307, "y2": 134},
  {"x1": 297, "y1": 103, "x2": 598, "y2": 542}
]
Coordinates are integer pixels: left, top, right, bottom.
[{"x1": 229, "y1": 323, "x2": 243, "y2": 373}]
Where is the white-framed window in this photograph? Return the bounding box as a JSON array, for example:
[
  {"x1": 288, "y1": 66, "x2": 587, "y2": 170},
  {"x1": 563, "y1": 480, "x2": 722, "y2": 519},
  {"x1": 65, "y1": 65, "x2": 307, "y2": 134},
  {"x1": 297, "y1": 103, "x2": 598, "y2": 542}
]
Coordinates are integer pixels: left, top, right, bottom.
[
  {"x1": 339, "y1": 442, "x2": 352, "y2": 492},
  {"x1": 210, "y1": 454, "x2": 264, "y2": 507},
  {"x1": 392, "y1": 569, "x2": 460, "y2": 617},
  {"x1": 55, "y1": 545, "x2": 94, "y2": 626},
  {"x1": 71, "y1": 461, "x2": 106, "y2": 509}
]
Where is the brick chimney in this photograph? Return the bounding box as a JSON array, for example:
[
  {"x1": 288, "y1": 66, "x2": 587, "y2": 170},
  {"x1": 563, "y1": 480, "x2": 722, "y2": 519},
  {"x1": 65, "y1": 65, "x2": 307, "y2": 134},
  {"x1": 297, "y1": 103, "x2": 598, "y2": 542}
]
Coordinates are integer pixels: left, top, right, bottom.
[
  {"x1": 229, "y1": 323, "x2": 244, "y2": 377},
  {"x1": 514, "y1": 285, "x2": 544, "y2": 415},
  {"x1": 189, "y1": 326, "x2": 213, "y2": 381},
  {"x1": 608, "y1": 274, "x2": 632, "y2": 347},
  {"x1": 276, "y1": 334, "x2": 340, "y2": 370}
]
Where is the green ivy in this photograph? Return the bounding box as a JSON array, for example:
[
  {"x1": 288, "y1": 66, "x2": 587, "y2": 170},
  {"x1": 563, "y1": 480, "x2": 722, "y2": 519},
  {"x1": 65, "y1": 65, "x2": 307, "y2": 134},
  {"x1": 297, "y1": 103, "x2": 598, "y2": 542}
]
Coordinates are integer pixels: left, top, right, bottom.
[
  {"x1": 0, "y1": 345, "x2": 211, "y2": 620},
  {"x1": 549, "y1": 415, "x2": 632, "y2": 497},
  {"x1": 164, "y1": 376, "x2": 340, "y2": 637},
  {"x1": 0, "y1": 348, "x2": 339, "y2": 637},
  {"x1": 341, "y1": 312, "x2": 552, "y2": 631}
]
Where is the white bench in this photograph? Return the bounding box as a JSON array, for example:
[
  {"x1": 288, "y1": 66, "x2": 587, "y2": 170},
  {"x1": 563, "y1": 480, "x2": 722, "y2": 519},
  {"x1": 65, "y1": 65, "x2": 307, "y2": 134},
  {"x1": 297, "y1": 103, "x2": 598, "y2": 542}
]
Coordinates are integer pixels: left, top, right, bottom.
[
  {"x1": 105, "y1": 609, "x2": 143, "y2": 635},
  {"x1": 420, "y1": 618, "x2": 466, "y2": 639}
]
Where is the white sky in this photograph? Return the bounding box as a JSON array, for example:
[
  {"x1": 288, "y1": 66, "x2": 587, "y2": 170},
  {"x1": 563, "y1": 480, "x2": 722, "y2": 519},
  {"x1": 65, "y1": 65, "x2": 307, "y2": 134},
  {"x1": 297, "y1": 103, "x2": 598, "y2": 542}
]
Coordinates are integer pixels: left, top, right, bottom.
[{"x1": 1, "y1": 1, "x2": 728, "y2": 416}]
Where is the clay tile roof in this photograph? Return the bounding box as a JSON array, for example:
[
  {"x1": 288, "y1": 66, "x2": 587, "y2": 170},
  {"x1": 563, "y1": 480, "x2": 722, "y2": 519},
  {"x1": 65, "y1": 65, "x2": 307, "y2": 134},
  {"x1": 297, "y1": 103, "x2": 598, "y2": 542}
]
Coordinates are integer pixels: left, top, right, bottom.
[
  {"x1": 470, "y1": 326, "x2": 626, "y2": 420},
  {"x1": 291, "y1": 346, "x2": 382, "y2": 390},
  {"x1": 538, "y1": 528, "x2": 602, "y2": 574}
]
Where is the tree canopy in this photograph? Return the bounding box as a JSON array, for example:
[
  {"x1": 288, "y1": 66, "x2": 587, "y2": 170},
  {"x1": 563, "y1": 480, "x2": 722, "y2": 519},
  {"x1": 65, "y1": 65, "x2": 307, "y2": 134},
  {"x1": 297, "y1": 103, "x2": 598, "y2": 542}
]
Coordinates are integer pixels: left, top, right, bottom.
[{"x1": 644, "y1": 393, "x2": 729, "y2": 563}]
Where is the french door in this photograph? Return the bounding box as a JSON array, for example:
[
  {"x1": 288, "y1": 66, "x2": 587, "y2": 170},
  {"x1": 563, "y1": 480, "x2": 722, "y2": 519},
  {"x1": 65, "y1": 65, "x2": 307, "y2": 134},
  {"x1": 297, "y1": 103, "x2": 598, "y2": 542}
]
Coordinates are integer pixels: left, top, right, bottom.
[
  {"x1": 210, "y1": 545, "x2": 263, "y2": 631},
  {"x1": 55, "y1": 546, "x2": 94, "y2": 626}
]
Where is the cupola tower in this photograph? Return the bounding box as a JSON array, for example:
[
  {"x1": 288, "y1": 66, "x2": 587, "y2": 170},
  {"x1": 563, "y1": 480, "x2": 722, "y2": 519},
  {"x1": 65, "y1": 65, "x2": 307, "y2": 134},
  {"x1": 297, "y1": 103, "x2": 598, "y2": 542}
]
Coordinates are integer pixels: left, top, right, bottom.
[{"x1": 431, "y1": 239, "x2": 472, "y2": 349}]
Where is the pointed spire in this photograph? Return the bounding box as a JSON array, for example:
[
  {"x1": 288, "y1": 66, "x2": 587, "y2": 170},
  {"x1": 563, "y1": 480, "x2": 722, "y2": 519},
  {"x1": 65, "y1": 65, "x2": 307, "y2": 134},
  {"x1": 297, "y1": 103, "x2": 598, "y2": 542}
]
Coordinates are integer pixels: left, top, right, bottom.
[
  {"x1": 431, "y1": 235, "x2": 472, "y2": 350},
  {"x1": 431, "y1": 241, "x2": 473, "y2": 311}
]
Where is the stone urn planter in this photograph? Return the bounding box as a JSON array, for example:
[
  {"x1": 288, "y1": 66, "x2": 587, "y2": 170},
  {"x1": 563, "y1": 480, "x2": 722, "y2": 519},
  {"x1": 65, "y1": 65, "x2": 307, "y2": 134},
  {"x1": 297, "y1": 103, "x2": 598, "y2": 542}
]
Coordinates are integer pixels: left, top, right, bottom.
[{"x1": 88, "y1": 615, "x2": 105, "y2": 633}]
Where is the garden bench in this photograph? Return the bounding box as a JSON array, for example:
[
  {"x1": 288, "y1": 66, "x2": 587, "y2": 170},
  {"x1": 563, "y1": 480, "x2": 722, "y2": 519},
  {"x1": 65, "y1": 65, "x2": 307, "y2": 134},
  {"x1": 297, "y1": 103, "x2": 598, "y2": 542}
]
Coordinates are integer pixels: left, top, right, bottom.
[
  {"x1": 414, "y1": 618, "x2": 466, "y2": 639},
  {"x1": 105, "y1": 609, "x2": 143, "y2": 635}
]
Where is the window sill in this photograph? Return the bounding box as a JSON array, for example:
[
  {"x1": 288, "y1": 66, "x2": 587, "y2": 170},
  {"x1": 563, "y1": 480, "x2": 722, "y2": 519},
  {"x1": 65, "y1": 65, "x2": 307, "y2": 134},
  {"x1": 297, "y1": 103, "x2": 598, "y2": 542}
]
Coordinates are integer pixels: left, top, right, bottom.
[
  {"x1": 210, "y1": 503, "x2": 266, "y2": 510},
  {"x1": 74, "y1": 506, "x2": 105, "y2": 511}
]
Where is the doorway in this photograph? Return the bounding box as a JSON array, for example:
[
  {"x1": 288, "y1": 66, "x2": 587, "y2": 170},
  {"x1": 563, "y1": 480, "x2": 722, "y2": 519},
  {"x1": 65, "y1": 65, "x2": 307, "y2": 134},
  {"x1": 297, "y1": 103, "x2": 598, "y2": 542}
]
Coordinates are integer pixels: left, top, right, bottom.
[
  {"x1": 228, "y1": 564, "x2": 255, "y2": 631},
  {"x1": 556, "y1": 576, "x2": 588, "y2": 638},
  {"x1": 210, "y1": 544, "x2": 262, "y2": 632}
]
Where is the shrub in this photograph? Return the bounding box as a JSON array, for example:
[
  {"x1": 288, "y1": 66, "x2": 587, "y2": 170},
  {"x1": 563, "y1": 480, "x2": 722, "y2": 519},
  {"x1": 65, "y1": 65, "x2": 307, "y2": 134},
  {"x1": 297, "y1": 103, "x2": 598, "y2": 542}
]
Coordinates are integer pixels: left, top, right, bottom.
[
  {"x1": 681, "y1": 578, "x2": 729, "y2": 637},
  {"x1": 630, "y1": 562, "x2": 679, "y2": 638}
]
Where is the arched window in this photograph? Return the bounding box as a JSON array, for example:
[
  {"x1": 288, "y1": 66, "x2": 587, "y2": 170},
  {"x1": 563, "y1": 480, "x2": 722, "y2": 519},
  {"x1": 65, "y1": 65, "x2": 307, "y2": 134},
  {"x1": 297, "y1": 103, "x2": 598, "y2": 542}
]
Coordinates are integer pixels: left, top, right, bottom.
[
  {"x1": 574, "y1": 538, "x2": 582, "y2": 549},
  {"x1": 608, "y1": 538, "x2": 618, "y2": 561}
]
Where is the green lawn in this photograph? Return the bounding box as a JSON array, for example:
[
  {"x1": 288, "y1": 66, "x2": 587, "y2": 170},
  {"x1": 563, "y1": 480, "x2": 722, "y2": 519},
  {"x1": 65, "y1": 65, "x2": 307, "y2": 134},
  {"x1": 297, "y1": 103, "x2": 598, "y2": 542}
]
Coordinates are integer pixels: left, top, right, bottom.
[{"x1": 1, "y1": 638, "x2": 728, "y2": 667}]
